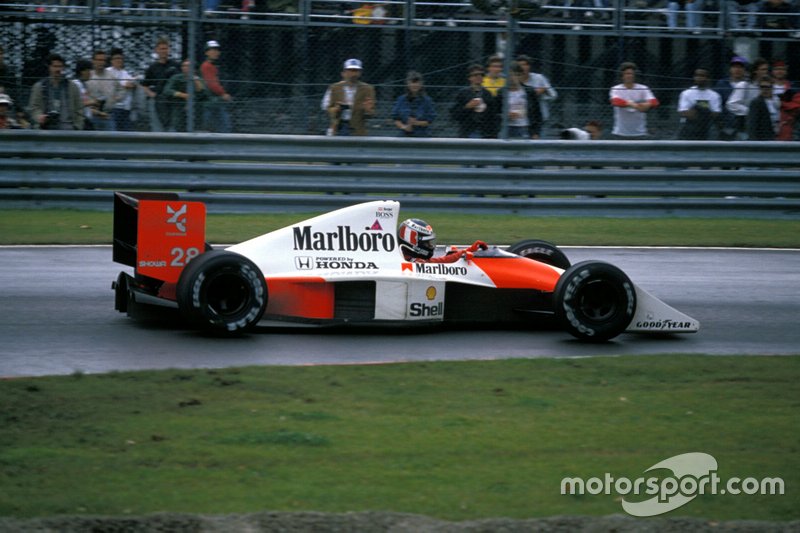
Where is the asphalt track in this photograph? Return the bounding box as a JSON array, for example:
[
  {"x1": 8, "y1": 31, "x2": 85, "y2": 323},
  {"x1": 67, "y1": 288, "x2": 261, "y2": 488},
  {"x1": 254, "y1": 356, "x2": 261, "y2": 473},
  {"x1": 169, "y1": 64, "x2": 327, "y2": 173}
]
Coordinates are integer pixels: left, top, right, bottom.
[{"x1": 1, "y1": 246, "x2": 799, "y2": 377}]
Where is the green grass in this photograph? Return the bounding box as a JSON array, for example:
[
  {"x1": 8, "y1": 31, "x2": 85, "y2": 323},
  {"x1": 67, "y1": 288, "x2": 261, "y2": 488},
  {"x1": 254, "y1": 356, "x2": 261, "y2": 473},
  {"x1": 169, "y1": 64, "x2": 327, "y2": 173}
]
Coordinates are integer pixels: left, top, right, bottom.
[
  {"x1": 1, "y1": 356, "x2": 798, "y2": 520},
  {"x1": 1, "y1": 209, "x2": 799, "y2": 247}
]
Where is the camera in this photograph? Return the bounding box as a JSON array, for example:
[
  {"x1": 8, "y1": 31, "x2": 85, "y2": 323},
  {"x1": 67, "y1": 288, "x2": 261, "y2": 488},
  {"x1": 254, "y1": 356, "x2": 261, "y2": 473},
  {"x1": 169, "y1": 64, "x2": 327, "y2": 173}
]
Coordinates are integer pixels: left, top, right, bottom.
[{"x1": 42, "y1": 110, "x2": 60, "y2": 130}]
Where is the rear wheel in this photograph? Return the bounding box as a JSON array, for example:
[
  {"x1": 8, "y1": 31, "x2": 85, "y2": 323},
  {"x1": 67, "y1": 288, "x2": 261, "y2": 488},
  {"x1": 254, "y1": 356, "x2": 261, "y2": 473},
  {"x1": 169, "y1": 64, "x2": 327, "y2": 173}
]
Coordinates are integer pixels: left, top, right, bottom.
[
  {"x1": 507, "y1": 239, "x2": 570, "y2": 269},
  {"x1": 113, "y1": 272, "x2": 129, "y2": 313},
  {"x1": 554, "y1": 261, "x2": 636, "y2": 341},
  {"x1": 176, "y1": 250, "x2": 268, "y2": 335}
]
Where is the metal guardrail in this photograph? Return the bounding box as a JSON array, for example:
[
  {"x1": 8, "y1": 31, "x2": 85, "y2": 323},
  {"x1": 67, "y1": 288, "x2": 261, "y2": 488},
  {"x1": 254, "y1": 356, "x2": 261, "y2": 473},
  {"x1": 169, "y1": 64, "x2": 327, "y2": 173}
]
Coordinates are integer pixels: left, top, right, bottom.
[{"x1": 1, "y1": 131, "x2": 798, "y2": 218}]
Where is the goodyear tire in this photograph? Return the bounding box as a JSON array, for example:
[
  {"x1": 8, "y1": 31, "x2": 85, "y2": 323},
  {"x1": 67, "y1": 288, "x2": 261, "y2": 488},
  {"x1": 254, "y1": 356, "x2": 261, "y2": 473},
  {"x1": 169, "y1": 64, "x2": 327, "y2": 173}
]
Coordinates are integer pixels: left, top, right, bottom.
[
  {"x1": 176, "y1": 250, "x2": 267, "y2": 335},
  {"x1": 507, "y1": 239, "x2": 570, "y2": 270},
  {"x1": 554, "y1": 261, "x2": 636, "y2": 341},
  {"x1": 113, "y1": 272, "x2": 129, "y2": 313}
]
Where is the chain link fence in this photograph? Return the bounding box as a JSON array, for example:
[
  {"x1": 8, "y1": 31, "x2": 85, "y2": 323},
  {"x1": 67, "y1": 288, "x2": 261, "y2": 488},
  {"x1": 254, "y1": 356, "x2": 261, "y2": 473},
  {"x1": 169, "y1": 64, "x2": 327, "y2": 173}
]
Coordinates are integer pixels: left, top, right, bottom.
[{"x1": 1, "y1": 1, "x2": 799, "y2": 138}]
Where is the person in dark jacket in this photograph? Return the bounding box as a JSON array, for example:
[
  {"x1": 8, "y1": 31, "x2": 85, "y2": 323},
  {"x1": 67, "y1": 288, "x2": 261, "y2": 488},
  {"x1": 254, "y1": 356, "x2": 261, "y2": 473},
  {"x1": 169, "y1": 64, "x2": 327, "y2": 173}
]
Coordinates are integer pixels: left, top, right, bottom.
[
  {"x1": 450, "y1": 64, "x2": 498, "y2": 138},
  {"x1": 391, "y1": 71, "x2": 437, "y2": 137},
  {"x1": 748, "y1": 76, "x2": 780, "y2": 140},
  {"x1": 163, "y1": 59, "x2": 207, "y2": 132}
]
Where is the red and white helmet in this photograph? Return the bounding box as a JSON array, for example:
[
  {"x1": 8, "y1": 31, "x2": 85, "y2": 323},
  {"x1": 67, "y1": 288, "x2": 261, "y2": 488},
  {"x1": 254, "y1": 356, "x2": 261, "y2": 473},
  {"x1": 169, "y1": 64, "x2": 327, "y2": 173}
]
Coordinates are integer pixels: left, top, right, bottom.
[{"x1": 398, "y1": 218, "x2": 436, "y2": 260}]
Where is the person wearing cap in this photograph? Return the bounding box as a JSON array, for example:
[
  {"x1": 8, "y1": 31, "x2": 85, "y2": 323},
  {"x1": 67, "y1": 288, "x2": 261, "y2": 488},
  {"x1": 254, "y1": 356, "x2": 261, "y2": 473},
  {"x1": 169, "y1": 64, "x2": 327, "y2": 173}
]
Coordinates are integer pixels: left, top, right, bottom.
[
  {"x1": 28, "y1": 53, "x2": 84, "y2": 131},
  {"x1": 726, "y1": 57, "x2": 769, "y2": 140},
  {"x1": 201, "y1": 40, "x2": 232, "y2": 133},
  {"x1": 391, "y1": 71, "x2": 436, "y2": 137},
  {"x1": 713, "y1": 56, "x2": 748, "y2": 140},
  {"x1": 608, "y1": 61, "x2": 659, "y2": 139},
  {"x1": 321, "y1": 58, "x2": 375, "y2": 136},
  {"x1": 677, "y1": 68, "x2": 722, "y2": 140},
  {"x1": 450, "y1": 64, "x2": 498, "y2": 138}
]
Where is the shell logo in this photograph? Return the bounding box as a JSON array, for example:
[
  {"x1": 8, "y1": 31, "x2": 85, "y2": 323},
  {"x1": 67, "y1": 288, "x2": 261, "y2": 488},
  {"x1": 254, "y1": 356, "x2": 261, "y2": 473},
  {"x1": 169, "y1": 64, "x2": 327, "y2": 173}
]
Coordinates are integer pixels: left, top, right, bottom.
[{"x1": 425, "y1": 286, "x2": 437, "y2": 300}]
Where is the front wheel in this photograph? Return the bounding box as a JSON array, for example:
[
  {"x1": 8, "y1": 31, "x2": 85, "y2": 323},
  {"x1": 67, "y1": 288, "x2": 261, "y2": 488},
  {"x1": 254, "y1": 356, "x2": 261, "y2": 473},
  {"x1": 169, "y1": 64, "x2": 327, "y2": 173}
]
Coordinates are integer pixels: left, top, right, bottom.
[
  {"x1": 176, "y1": 250, "x2": 268, "y2": 335},
  {"x1": 507, "y1": 239, "x2": 570, "y2": 270},
  {"x1": 553, "y1": 261, "x2": 636, "y2": 341}
]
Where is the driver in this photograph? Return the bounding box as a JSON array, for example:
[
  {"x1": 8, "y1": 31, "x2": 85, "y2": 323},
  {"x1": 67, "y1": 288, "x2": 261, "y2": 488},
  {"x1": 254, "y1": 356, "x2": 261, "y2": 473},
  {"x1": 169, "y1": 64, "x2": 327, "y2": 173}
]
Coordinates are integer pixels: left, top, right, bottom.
[{"x1": 398, "y1": 218, "x2": 488, "y2": 263}]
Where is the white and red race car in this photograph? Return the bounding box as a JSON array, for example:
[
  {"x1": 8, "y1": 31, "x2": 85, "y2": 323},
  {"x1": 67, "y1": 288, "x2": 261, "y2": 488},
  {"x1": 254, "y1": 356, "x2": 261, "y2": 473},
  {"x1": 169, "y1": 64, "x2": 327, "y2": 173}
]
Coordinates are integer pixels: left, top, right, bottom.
[{"x1": 112, "y1": 192, "x2": 699, "y2": 341}]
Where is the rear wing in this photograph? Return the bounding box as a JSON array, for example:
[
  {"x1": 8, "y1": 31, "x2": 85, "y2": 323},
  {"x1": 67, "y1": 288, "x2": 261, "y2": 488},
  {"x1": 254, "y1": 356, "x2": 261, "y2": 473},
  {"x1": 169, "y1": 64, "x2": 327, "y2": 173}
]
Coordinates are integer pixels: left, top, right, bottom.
[{"x1": 113, "y1": 191, "x2": 207, "y2": 283}]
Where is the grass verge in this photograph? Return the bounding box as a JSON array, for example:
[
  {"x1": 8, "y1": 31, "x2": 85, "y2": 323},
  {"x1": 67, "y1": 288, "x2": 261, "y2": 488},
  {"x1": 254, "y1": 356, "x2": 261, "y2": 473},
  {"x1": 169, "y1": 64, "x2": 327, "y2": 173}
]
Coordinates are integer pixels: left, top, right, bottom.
[
  {"x1": 1, "y1": 356, "x2": 797, "y2": 520},
  {"x1": 1, "y1": 209, "x2": 799, "y2": 247}
]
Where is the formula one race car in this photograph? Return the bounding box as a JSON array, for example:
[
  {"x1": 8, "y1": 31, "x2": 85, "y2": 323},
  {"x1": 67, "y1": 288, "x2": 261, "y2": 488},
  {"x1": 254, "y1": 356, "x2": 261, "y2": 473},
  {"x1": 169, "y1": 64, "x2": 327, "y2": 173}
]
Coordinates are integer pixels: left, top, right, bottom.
[{"x1": 112, "y1": 192, "x2": 699, "y2": 341}]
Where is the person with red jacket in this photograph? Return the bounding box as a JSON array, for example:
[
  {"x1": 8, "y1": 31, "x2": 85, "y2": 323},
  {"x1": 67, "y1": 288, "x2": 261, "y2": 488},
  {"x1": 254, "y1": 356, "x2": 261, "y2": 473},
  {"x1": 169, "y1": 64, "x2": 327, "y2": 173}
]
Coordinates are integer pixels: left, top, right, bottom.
[
  {"x1": 772, "y1": 60, "x2": 800, "y2": 141},
  {"x1": 398, "y1": 218, "x2": 488, "y2": 264},
  {"x1": 200, "y1": 40, "x2": 232, "y2": 133}
]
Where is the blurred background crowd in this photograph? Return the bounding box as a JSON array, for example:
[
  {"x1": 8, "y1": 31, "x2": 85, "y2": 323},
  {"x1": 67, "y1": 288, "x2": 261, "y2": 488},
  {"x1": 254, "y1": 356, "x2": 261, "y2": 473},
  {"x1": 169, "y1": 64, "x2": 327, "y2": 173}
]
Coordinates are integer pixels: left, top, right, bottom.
[{"x1": 0, "y1": 0, "x2": 798, "y2": 139}]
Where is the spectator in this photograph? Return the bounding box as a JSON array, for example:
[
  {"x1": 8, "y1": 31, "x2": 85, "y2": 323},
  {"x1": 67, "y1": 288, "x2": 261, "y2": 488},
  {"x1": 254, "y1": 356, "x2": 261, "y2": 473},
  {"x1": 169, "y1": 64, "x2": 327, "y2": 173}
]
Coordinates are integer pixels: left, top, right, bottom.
[
  {"x1": 665, "y1": 0, "x2": 702, "y2": 33},
  {"x1": 163, "y1": 59, "x2": 207, "y2": 132},
  {"x1": 516, "y1": 54, "x2": 558, "y2": 128},
  {"x1": 391, "y1": 71, "x2": 436, "y2": 137},
  {"x1": 142, "y1": 37, "x2": 180, "y2": 132},
  {"x1": 714, "y1": 55, "x2": 749, "y2": 140},
  {"x1": 726, "y1": 57, "x2": 769, "y2": 140},
  {"x1": 760, "y1": 0, "x2": 800, "y2": 38},
  {"x1": 561, "y1": 120, "x2": 603, "y2": 140},
  {"x1": 85, "y1": 49, "x2": 116, "y2": 131},
  {"x1": 727, "y1": 0, "x2": 758, "y2": 32},
  {"x1": 28, "y1": 53, "x2": 84, "y2": 130},
  {"x1": 200, "y1": 40, "x2": 233, "y2": 133},
  {"x1": 497, "y1": 64, "x2": 543, "y2": 139},
  {"x1": 73, "y1": 59, "x2": 94, "y2": 130},
  {"x1": 450, "y1": 64, "x2": 498, "y2": 139},
  {"x1": 106, "y1": 47, "x2": 138, "y2": 131},
  {"x1": 0, "y1": 45, "x2": 19, "y2": 105},
  {"x1": 0, "y1": 93, "x2": 21, "y2": 129},
  {"x1": 677, "y1": 68, "x2": 722, "y2": 140},
  {"x1": 748, "y1": 75, "x2": 780, "y2": 140},
  {"x1": 772, "y1": 60, "x2": 800, "y2": 140},
  {"x1": 558, "y1": 1, "x2": 611, "y2": 30},
  {"x1": 321, "y1": 58, "x2": 376, "y2": 136},
  {"x1": 609, "y1": 61, "x2": 659, "y2": 139},
  {"x1": 482, "y1": 55, "x2": 506, "y2": 97}
]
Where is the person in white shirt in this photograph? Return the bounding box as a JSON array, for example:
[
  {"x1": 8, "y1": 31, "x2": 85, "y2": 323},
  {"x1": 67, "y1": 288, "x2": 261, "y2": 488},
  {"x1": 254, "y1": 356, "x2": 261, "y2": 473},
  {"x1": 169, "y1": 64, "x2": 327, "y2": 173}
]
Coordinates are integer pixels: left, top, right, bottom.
[
  {"x1": 677, "y1": 68, "x2": 722, "y2": 139},
  {"x1": 106, "y1": 47, "x2": 138, "y2": 131},
  {"x1": 85, "y1": 49, "x2": 116, "y2": 131},
  {"x1": 609, "y1": 62, "x2": 659, "y2": 139}
]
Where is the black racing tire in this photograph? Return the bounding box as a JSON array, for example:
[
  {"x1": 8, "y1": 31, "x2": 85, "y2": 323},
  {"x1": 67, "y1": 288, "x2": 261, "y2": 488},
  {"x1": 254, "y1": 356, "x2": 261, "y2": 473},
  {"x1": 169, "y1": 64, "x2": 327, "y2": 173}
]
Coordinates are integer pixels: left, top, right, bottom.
[
  {"x1": 113, "y1": 272, "x2": 129, "y2": 313},
  {"x1": 176, "y1": 250, "x2": 268, "y2": 335},
  {"x1": 553, "y1": 261, "x2": 636, "y2": 342},
  {"x1": 507, "y1": 239, "x2": 570, "y2": 270}
]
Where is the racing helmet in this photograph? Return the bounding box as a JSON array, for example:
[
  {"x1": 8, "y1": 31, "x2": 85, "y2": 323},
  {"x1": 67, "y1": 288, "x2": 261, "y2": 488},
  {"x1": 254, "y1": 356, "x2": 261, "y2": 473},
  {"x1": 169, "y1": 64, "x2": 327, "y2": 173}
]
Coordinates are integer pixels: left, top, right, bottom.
[{"x1": 398, "y1": 218, "x2": 436, "y2": 260}]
